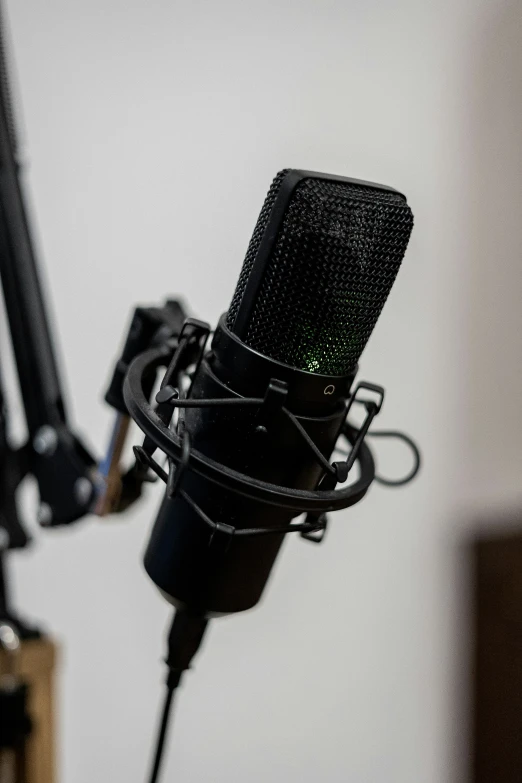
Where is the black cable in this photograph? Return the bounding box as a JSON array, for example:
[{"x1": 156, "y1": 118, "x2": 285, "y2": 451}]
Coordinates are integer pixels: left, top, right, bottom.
[
  {"x1": 334, "y1": 428, "x2": 421, "y2": 487},
  {"x1": 367, "y1": 429, "x2": 421, "y2": 486},
  {"x1": 146, "y1": 609, "x2": 209, "y2": 783},
  {"x1": 148, "y1": 679, "x2": 177, "y2": 783}
]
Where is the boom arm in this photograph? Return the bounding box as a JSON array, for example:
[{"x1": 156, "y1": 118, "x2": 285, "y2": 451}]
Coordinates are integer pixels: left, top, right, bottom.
[{"x1": 0, "y1": 5, "x2": 95, "y2": 527}]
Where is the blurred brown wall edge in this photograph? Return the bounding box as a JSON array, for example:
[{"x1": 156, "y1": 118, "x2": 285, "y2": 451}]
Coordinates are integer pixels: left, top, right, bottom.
[{"x1": 472, "y1": 527, "x2": 522, "y2": 782}]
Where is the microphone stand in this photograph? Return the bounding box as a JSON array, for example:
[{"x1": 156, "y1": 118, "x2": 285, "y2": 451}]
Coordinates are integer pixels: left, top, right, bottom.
[
  {"x1": 0, "y1": 8, "x2": 117, "y2": 781},
  {"x1": 0, "y1": 21, "x2": 93, "y2": 774}
]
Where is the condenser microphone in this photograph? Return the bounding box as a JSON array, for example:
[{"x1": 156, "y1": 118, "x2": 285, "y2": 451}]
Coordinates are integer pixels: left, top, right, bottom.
[{"x1": 133, "y1": 170, "x2": 414, "y2": 616}]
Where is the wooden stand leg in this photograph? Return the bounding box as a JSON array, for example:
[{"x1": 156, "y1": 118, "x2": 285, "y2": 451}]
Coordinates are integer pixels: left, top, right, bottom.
[{"x1": 0, "y1": 638, "x2": 57, "y2": 783}]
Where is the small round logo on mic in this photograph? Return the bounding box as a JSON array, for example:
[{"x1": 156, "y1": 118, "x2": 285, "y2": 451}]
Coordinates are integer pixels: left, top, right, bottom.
[{"x1": 324, "y1": 385, "x2": 335, "y2": 395}]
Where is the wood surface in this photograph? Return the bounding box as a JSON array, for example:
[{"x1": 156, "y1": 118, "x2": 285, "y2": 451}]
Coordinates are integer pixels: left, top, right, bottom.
[{"x1": 0, "y1": 638, "x2": 57, "y2": 783}]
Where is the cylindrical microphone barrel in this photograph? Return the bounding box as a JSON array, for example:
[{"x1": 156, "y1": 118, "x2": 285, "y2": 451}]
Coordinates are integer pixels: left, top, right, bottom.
[
  {"x1": 143, "y1": 169, "x2": 414, "y2": 616},
  {"x1": 145, "y1": 319, "x2": 353, "y2": 615}
]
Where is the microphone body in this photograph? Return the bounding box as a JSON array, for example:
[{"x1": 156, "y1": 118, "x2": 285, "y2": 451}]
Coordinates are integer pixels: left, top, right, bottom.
[
  {"x1": 143, "y1": 170, "x2": 414, "y2": 616},
  {"x1": 145, "y1": 319, "x2": 354, "y2": 615}
]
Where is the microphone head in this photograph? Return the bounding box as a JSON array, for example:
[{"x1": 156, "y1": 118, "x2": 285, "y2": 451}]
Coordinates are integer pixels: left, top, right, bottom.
[{"x1": 226, "y1": 169, "x2": 414, "y2": 376}]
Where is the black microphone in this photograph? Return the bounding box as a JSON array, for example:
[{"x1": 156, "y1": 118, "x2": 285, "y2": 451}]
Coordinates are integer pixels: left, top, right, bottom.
[{"x1": 138, "y1": 169, "x2": 414, "y2": 616}]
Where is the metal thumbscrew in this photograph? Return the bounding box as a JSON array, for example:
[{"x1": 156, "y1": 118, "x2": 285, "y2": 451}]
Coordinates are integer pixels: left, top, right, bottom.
[
  {"x1": 37, "y1": 503, "x2": 53, "y2": 527},
  {"x1": 0, "y1": 623, "x2": 20, "y2": 653},
  {"x1": 33, "y1": 425, "x2": 58, "y2": 456},
  {"x1": 74, "y1": 477, "x2": 93, "y2": 507}
]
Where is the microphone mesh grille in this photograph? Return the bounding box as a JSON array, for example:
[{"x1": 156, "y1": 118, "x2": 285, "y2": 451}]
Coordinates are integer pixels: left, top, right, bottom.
[{"x1": 226, "y1": 171, "x2": 414, "y2": 376}]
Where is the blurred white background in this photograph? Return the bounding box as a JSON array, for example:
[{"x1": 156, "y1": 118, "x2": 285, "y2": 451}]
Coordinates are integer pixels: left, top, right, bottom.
[{"x1": 2, "y1": 0, "x2": 522, "y2": 781}]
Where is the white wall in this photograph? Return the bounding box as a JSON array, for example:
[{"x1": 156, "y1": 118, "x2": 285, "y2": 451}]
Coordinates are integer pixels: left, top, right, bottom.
[{"x1": 3, "y1": 1, "x2": 522, "y2": 781}]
